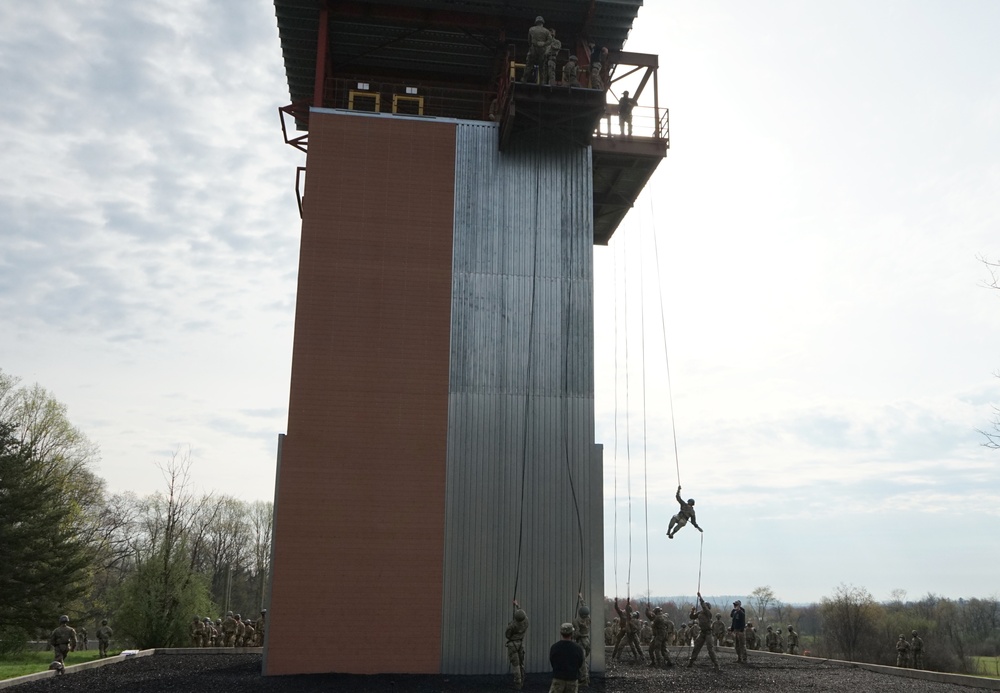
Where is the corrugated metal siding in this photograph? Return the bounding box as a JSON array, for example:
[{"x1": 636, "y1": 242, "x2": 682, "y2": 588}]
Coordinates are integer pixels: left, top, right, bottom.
[{"x1": 441, "y1": 122, "x2": 604, "y2": 675}]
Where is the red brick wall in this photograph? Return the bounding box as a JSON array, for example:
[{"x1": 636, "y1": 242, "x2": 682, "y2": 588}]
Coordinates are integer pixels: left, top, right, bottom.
[{"x1": 265, "y1": 112, "x2": 457, "y2": 675}]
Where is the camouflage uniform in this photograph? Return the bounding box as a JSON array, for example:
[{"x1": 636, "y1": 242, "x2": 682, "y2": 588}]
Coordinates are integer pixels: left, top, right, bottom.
[
  {"x1": 235, "y1": 614, "x2": 245, "y2": 646},
  {"x1": 677, "y1": 624, "x2": 688, "y2": 647},
  {"x1": 96, "y1": 620, "x2": 113, "y2": 657},
  {"x1": 523, "y1": 18, "x2": 552, "y2": 84},
  {"x1": 765, "y1": 627, "x2": 779, "y2": 652},
  {"x1": 666, "y1": 486, "x2": 702, "y2": 538},
  {"x1": 190, "y1": 617, "x2": 206, "y2": 647},
  {"x1": 222, "y1": 612, "x2": 237, "y2": 647},
  {"x1": 645, "y1": 606, "x2": 674, "y2": 667},
  {"x1": 745, "y1": 623, "x2": 759, "y2": 650},
  {"x1": 687, "y1": 596, "x2": 719, "y2": 669},
  {"x1": 544, "y1": 33, "x2": 562, "y2": 86},
  {"x1": 610, "y1": 600, "x2": 633, "y2": 662},
  {"x1": 573, "y1": 597, "x2": 591, "y2": 685},
  {"x1": 604, "y1": 621, "x2": 613, "y2": 646},
  {"x1": 78, "y1": 627, "x2": 88, "y2": 650},
  {"x1": 896, "y1": 635, "x2": 910, "y2": 667},
  {"x1": 563, "y1": 56, "x2": 579, "y2": 87},
  {"x1": 776, "y1": 629, "x2": 784, "y2": 653},
  {"x1": 911, "y1": 631, "x2": 923, "y2": 669},
  {"x1": 711, "y1": 614, "x2": 726, "y2": 644},
  {"x1": 505, "y1": 606, "x2": 529, "y2": 690},
  {"x1": 49, "y1": 617, "x2": 77, "y2": 664},
  {"x1": 786, "y1": 625, "x2": 799, "y2": 655}
]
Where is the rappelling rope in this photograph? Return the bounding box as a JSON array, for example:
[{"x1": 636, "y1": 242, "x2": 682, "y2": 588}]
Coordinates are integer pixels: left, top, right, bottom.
[
  {"x1": 638, "y1": 214, "x2": 651, "y2": 599},
  {"x1": 612, "y1": 238, "x2": 620, "y2": 598},
  {"x1": 648, "y1": 198, "x2": 682, "y2": 487}
]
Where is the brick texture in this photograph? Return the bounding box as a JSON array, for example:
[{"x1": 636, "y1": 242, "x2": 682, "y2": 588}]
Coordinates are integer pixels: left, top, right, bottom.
[{"x1": 265, "y1": 112, "x2": 457, "y2": 675}]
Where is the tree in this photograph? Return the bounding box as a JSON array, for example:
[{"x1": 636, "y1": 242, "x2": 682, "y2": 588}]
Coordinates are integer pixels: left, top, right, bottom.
[
  {"x1": 748, "y1": 586, "x2": 776, "y2": 628},
  {"x1": 114, "y1": 450, "x2": 216, "y2": 647},
  {"x1": 820, "y1": 583, "x2": 883, "y2": 662},
  {"x1": 0, "y1": 421, "x2": 92, "y2": 653}
]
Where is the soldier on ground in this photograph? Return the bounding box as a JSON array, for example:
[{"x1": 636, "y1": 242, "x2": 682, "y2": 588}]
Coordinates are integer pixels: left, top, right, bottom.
[
  {"x1": 687, "y1": 593, "x2": 719, "y2": 670},
  {"x1": 618, "y1": 91, "x2": 635, "y2": 136},
  {"x1": 896, "y1": 634, "x2": 910, "y2": 667},
  {"x1": 524, "y1": 16, "x2": 552, "y2": 84},
  {"x1": 611, "y1": 598, "x2": 637, "y2": 662},
  {"x1": 190, "y1": 616, "x2": 206, "y2": 647},
  {"x1": 666, "y1": 486, "x2": 703, "y2": 538},
  {"x1": 787, "y1": 624, "x2": 799, "y2": 654},
  {"x1": 505, "y1": 600, "x2": 529, "y2": 690},
  {"x1": 730, "y1": 600, "x2": 748, "y2": 663},
  {"x1": 711, "y1": 613, "x2": 726, "y2": 647},
  {"x1": 222, "y1": 611, "x2": 237, "y2": 647},
  {"x1": 49, "y1": 615, "x2": 77, "y2": 666},
  {"x1": 677, "y1": 622, "x2": 688, "y2": 647},
  {"x1": 549, "y1": 623, "x2": 585, "y2": 693},
  {"x1": 235, "y1": 613, "x2": 246, "y2": 645},
  {"x1": 572, "y1": 594, "x2": 591, "y2": 686},
  {"x1": 645, "y1": 605, "x2": 675, "y2": 667},
  {"x1": 765, "y1": 626, "x2": 779, "y2": 652},
  {"x1": 911, "y1": 630, "x2": 924, "y2": 669},
  {"x1": 96, "y1": 619, "x2": 113, "y2": 657},
  {"x1": 776, "y1": 628, "x2": 785, "y2": 653},
  {"x1": 78, "y1": 626, "x2": 88, "y2": 650},
  {"x1": 604, "y1": 621, "x2": 613, "y2": 646}
]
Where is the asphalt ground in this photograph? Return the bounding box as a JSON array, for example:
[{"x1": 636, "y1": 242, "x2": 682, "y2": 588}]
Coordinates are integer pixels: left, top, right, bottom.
[{"x1": 5, "y1": 649, "x2": 990, "y2": 692}]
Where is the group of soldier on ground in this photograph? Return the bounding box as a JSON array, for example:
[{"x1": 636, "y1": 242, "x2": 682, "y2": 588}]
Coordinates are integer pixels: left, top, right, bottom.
[
  {"x1": 520, "y1": 16, "x2": 636, "y2": 137},
  {"x1": 43, "y1": 609, "x2": 266, "y2": 674},
  {"x1": 188, "y1": 610, "x2": 266, "y2": 648},
  {"x1": 508, "y1": 590, "x2": 929, "y2": 692}
]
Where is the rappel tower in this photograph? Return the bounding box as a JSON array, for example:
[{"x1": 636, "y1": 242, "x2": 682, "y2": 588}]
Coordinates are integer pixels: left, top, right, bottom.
[{"x1": 264, "y1": 0, "x2": 668, "y2": 677}]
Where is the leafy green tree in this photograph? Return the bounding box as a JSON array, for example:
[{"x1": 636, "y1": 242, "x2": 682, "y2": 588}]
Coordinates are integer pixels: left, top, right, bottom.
[{"x1": 0, "y1": 421, "x2": 92, "y2": 653}]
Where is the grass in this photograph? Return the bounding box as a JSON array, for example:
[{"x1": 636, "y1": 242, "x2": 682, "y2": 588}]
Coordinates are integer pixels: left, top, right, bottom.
[
  {"x1": 972, "y1": 656, "x2": 1000, "y2": 679},
  {"x1": 0, "y1": 648, "x2": 121, "y2": 681}
]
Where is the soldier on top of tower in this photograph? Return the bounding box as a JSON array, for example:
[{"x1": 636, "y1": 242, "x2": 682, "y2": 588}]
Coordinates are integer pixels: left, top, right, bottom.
[{"x1": 524, "y1": 16, "x2": 552, "y2": 84}]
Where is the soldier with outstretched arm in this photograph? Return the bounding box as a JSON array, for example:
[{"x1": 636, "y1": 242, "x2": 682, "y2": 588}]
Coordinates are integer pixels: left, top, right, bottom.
[{"x1": 667, "y1": 486, "x2": 703, "y2": 538}]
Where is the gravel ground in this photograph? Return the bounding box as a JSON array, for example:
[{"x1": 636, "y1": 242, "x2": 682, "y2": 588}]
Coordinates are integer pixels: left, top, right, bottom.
[{"x1": 6, "y1": 649, "x2": 988, "y2": 693}]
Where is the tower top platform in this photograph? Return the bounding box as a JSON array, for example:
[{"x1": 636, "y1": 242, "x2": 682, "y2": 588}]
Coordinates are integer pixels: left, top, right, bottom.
[{"x1": 275, "y1": 0, "x2": 643, "y2": 103}]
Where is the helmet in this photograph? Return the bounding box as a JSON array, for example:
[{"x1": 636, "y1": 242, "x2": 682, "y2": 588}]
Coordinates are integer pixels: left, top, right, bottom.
[
  {"x1": 687, "y1": 498, "x2": 695, "y2": 505},
  {"x1": 216, "y1": 619, "x2": 222, "y2": 624},
  {"x1": 568, "y1": 55, "x2": 577, "y2": 61},
  {"x1": 579, "y1": 606, "x2": 590, "y2": 617},
  {"x1": 102, "y1": 619, "x2": 108, "y2": 625},
  {"x1": 653, "y1": 607, "x2": 662, "y2": 614},
  {"x1": 59, "y1": 615, "x2": 69, "y2": 623},
  {"x1": 734, "y1": 600, "x2": 741, "y2": 606},
  {"x1": 235, "y1": 614, "x2": 241, "y2": 620},
  {"x1": 535, "y1": 15, "x2": 544, "y2": 24},
  {"x1": 194, "y1": 615, "x2": 201, "y2": 621},
  {"x1": 205, "y1": 617, "x2": 211, "y2": 622},
  {"x1": 227, "y1": 611, "x2": 233, "y2": 617},
  {"x1": 633, "y1": 611, "x2": 639, "y2": 618},
  {"x1": 766, "y1": 626, "x2": 772, "y2": 631},
  {"x1": 899, "y1": 634, "x2": 905, "y2": 639},
  {"x1": 715, "y1": 614, "x2": 722, "y2": 620},
  {"x1": 911, "y1": 630, "x2": 918, "y2": 636},
  {"x1": 623, "y1": 90, "x2": 629, "y2": 96},
  {"x1": 514, "y1": 609, "x2": 526, "y2": 622},
  {"x1": 788, "y1": 624, "x2": 794, "y2": 629}
]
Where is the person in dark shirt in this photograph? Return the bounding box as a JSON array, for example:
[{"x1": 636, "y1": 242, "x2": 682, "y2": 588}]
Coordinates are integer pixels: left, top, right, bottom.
[
  {"x1": 730, "y1": 599, "x2": 748, "y2": 663},
  {"x1": 549, "y1": 623, "x2": 585, "y2": 692}
]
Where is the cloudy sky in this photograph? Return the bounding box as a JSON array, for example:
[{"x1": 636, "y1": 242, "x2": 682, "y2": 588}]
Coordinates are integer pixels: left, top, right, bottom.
[{"x1": 2, "y1": 1, "x2": 998, "y2": 604}]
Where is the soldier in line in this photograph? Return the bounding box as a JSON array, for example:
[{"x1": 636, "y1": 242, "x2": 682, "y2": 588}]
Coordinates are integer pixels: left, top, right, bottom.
[
  {"x1": 190, "y1": 616, "x2": 205, "y2": 647},
  {"x1": 588, "y1": 43, "x2": 608, "y2": 90},
  {"x1": 765, "y1": 626, "x2": 779, "y2": 652},
  {"x1": 604, "y1": 621, "x2": 613, "y2": 647},
  {"x1": 711, "y1": 613, "x2": 727, "y2": 647},
  {"x1": 645, "y1": 605, "x2": 675, "y2": 667},
  {"x1": 96, "y1": 619, "x2": 113, "y2": 657},
  {"x1": 222, "y1": 611, "x2": 238, "y2": 646},
  {"x1": 677, "y1": 623, "x2": 688, "y2": 647},
  {"x1": 746, "y1": 622, "x2": 760, "y2": 650},
  {"x1": 235, "y1": 613, "x2": 246, "y2": 645},
  {"x1": 204, "y1": 617, "x2": 217, "y2": 646},
  {"x1": 505, "y1": 601, "x2": 529, "y2": 690},
  {"x1": 787, "y1": 624, "x2": 799, "y2": 655},
  {"x1": 243, "y1": 619, "x2": 257, "y2": 647},
  {"x1": 524, "y1": 16, "x2": 552, "y2": 84},
  {"x1": 666, "y1": 486, "x2": 703, "y2": 539},
  {"x1": 730, "y1": 600, "x2": 748, "y2": 664},
  {"x1": 640, "y1": 619, "x2": 652, "y2": 645},
  {"x1": 78, "y1": 626, "x2": 88, "y2": 650},
  {"x1": 896, "y1": 634, "x2": 910, "y2": 667},
  {"x1": 776, "y1": 628, "x2": 785, "y2": 652},
  {"x1": 49, "y1": 615, "x2": 77, "y2": 666},
  {"x1": 618, "y1": 91, "x2": 635, "y2": 137},
  {"x1": 687, "y1": 593, "x2": 719, "y2": 670},
  {"x1": 572, "y1": 594, "x2": 591, "y2": 686},
  {"x1": 911, "y1": 630, "x2": 924, "y2": 669}
]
